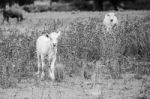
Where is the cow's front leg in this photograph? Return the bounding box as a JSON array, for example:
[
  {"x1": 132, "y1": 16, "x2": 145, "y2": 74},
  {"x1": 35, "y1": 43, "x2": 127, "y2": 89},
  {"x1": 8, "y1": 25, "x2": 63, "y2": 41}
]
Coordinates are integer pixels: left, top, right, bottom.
[
  {"x1": 50, "y1": 56, "x2": 56, "y2": 80},
  {"x1": 36, "y1": 53, "x2": 41, "y2": 78},
  {"x1": 48, "y1": 59, "x2": 52, "y2": 80},
  {"x1": 41, "y1": 55, "x2": 45, "y2": 79},
  {"x1": 17, "y1": 17, "x2": 20, "y2": 23},
  {"x1": 6, "y1": 17, "x2": 9, "y2": 23}
]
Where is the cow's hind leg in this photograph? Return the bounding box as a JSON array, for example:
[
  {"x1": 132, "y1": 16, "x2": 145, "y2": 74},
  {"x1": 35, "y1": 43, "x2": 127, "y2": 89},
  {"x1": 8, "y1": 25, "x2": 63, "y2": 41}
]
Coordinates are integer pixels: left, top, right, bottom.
[{"x1": 2, "y1": 17, "x2": 8, "y2": 24}]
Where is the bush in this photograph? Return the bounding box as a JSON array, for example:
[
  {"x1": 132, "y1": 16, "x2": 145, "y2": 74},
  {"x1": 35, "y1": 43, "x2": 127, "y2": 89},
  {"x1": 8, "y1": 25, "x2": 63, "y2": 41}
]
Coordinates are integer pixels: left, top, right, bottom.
[
  {"x1": 23, "y1": 4, "x2": 50, "y2": 12},
  {"x1": 18, "y1": 0, "x2": 35, "y2": 6},
  {"x1": 70, "y1": 0, "x2": 93, "y2": 11}
]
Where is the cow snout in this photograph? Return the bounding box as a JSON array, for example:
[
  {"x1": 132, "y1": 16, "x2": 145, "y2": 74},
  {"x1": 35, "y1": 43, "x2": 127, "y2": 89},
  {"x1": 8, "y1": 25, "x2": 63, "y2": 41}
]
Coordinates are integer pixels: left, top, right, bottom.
[
  {"x1": 110, "y1": 19, "x2": 113, "y2": 22},
  {"x1": 53, "y1": 44, "x2": 57, "y2": 47}
]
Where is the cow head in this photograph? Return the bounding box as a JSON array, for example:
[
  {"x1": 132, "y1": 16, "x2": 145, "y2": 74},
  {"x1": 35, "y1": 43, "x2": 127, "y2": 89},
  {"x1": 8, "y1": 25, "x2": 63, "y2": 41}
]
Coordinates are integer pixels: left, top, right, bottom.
[
  {"x1": 103, "y1": 12, "x2": 118, "y2": 28},
  {"x1": 48, "y1": 30, "x2": 61, "y2": 47}
]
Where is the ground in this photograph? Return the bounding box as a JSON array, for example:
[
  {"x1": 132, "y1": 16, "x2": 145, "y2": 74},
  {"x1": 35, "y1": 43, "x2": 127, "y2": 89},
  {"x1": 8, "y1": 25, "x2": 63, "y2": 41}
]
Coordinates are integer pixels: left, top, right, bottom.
[
  {"x1": 0, "y1": 73, "x2": 149, "y2": 99},
  {"x1": 0, "y1": 11, "x2": 150, "y2": 99}
]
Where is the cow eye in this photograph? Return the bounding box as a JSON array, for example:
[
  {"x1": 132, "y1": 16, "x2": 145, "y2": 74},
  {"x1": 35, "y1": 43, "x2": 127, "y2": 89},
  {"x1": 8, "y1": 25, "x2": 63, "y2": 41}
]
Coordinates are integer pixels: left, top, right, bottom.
[{"x1": 46, "y1": 34, "x2": 49, "y2": 37}]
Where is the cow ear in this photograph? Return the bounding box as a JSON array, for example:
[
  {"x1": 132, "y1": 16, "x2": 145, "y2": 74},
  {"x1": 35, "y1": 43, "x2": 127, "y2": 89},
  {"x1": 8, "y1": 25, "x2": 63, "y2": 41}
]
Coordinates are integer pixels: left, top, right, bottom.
[{"x1": 57, "y1": 30, "x2": 61, "y2": 37}]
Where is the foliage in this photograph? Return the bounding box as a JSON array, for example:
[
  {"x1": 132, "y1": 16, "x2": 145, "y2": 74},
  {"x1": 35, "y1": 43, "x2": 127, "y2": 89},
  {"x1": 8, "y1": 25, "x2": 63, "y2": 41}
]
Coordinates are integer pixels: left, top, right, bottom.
[
  {"x1": 0, "y1": 12, "x2": 150, "y2": 88},
  {"x1": 70, "y1": 0, "x2": 93, "y2": 11},
  {"x1": 0, "y1": 0, "x2": 34, "y2": 8},
  {"x1": 23, "y1": 4, "x2": 50, "y2": 12}
]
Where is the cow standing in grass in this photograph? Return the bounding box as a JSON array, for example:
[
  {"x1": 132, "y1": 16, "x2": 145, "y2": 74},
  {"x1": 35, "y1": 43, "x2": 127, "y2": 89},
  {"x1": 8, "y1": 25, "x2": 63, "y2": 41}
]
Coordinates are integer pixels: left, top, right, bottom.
[
  {"x1": 103, "y1": 12, "x2": 118, "y2": 33},
  {"x1": 36, "y1": 30, "x2": 61, "y2": 80},
  {"x1": 2, "y1": 5, "x2": 24, "y2": 24}
]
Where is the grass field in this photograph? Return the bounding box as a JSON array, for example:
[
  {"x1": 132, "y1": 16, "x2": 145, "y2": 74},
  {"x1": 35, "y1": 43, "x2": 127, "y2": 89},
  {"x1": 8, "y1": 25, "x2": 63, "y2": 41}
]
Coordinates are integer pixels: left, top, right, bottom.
[{"x1": 0, "y1": 11, "x2": 150, "y2": 99}]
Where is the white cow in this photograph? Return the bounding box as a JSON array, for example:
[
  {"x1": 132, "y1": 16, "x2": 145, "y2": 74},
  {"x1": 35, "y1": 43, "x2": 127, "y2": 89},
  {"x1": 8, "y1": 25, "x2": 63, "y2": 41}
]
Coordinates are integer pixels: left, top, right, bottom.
[
  {"x1": 103, "y1": 12, "x2": 118, "y2": 33},
  {"x1": 36, "y1": 30, "x2": 61, "y2": 80}
]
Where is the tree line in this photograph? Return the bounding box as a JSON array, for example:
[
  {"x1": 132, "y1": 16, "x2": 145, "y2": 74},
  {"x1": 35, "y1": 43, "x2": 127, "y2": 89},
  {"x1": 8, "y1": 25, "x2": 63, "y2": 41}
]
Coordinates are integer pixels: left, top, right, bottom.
[{"x1": 0, "y1": 0, "x2": 136, "y2": 11}]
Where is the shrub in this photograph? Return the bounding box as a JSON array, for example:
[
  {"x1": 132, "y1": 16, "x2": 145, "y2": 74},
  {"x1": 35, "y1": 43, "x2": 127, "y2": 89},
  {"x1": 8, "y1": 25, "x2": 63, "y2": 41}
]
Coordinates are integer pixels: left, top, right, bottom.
[{"x1": 23, "y1": 4, "x2": 50, "y2": 12}]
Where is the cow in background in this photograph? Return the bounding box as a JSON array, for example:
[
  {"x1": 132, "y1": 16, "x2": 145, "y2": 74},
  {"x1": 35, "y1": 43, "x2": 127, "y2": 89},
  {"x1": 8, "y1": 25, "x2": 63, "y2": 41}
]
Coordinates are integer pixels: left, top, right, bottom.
[
  {"x1": 2, "y1": 4, "x2": 24, "y2": 24},
  {"x1": 103, "y1": 12, "x2": 118, "y2": 33}
]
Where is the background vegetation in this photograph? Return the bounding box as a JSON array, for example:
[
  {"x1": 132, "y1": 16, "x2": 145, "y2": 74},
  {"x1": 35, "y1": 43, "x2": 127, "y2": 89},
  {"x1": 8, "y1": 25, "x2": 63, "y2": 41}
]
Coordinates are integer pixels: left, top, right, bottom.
[
  {"x1": 1, "y1": 0, "x2": 150, "y2": 11},
  {"x1": 0, "y1": 11, "x2": 150, "y2": 89}
]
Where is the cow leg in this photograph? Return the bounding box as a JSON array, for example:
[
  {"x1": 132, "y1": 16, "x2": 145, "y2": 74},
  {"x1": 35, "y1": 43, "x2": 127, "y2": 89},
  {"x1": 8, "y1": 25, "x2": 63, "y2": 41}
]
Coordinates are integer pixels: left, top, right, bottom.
[
  {"x1": 17, "y1": 17, "x2": 20, "y2": 23},
  {"x1": 50, "y1": 56, "x2": 56, "y2": 80},
  {"x1": 2, "y1": 17, "x2": 9, "y2": 24},
  {"x1": 6, "y1": 17, "x2": 10, "y2": 24},
  {"x1": 2, "y1": 18, "x2": 5, "y2": 24},
  {"x1": 20, "y1": 15, "x2": 23, "y2": 21},
  {"x1": 36, "y1": 53, "x2": 41, "y2": 77},
  {"x1": 48, "y1": 58, "x2": 52, "y2": 79},
  {"x1": 6, "y1": 17, "x2": 9, "y2": 23},
  {"x1": 41, "y1": 55, "x2": 45, "y2": 79}
]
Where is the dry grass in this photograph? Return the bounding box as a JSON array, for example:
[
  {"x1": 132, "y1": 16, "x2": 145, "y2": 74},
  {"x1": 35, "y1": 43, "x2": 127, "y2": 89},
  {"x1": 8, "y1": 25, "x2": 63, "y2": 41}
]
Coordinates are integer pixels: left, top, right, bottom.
[{"x1": 0, "y1": 11, "x2": 150, "y2": 99}]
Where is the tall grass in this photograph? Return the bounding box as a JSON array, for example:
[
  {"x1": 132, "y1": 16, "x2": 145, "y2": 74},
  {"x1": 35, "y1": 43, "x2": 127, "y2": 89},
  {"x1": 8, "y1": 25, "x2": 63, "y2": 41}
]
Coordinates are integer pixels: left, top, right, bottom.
[
  {"x1": 58, "y1": 16, "x2": 150, "y2": 78},
  {"x1": 0, "y1": 14, "x2": 150, "y2": 88}
]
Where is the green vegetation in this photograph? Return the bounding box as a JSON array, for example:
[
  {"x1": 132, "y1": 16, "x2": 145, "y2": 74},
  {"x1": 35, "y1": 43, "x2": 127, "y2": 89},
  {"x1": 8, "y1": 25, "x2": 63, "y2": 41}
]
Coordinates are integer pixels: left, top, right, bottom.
[{"x1": 0, "y1": 11, "x2": 150, "y2": 89}]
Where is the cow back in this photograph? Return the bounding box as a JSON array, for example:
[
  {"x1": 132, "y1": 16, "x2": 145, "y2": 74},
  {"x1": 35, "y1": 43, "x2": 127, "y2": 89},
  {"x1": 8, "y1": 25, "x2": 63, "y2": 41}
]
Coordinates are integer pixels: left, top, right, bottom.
[{"x1": 3, "y1": 6, "x2": 23, "y2": 17}]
